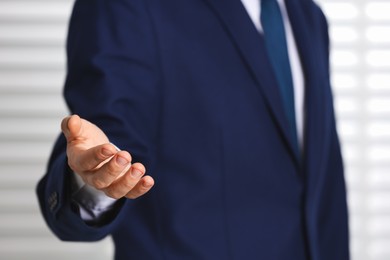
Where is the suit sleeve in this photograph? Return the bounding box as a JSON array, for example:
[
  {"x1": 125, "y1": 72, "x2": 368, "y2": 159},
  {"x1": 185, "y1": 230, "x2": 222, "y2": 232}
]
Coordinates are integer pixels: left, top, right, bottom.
[{"x1": 36, "y1": 0, "x2": 161, "y2": 241}]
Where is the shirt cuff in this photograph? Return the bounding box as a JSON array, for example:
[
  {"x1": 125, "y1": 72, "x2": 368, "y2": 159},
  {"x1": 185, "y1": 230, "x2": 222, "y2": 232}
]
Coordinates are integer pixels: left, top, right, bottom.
[{"x1": 71, "y1": 171, "x2": 118, "y2": 221}]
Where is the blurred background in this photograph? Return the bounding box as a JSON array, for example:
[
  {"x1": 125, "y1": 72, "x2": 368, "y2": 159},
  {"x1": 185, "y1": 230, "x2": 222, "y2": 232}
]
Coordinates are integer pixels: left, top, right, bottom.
[{"x1": 0, "y1": 0, "x2": 389, "y2": 259}]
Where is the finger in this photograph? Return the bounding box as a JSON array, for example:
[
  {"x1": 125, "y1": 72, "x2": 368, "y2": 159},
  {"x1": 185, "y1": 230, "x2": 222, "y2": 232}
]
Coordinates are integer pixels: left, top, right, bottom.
[
  {"x1": 103, "y1": 163, "x2": 146, "y2": 199},
  {"x1": 85, "y1": 151, "x2": 132, "y2": 190},
  {"x1": 61, "y1": 114, "x2": 82, "y2": 142},
  {"x1": 68, "y1": 143, "x2": 119, "y2": 173},
  {"x1": 125, "y1": 175, "x2": 154, "y2": 199}
]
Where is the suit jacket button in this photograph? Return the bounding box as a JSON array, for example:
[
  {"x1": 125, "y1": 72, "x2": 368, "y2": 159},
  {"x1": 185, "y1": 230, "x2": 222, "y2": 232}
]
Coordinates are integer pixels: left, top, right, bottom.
[{"x1": 48, "y1": 192, "x2": 58, "y2": 212}]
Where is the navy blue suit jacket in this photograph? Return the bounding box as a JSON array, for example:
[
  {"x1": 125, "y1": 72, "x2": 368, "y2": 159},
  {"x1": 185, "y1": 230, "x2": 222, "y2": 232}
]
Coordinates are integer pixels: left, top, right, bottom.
[{"x1": 37, "y1": 0, "x2": 349, "y2": 259}]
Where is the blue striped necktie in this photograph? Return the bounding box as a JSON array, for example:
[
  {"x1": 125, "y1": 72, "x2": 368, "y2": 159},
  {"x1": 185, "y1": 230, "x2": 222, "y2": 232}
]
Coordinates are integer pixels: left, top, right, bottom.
[{"x1": 261, "y1": 0, "x2": 298, "y2": 152}]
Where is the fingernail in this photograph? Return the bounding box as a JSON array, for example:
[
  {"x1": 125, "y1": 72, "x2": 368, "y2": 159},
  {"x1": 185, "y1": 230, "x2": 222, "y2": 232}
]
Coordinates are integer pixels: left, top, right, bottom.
[
  {"x1": 131, "y1": 168, "x2": 143, "y2": 178},
  {"x1": 102, "y1": 148, "x2": 114, "y2": 157},
  {"x1": 116, "y1": 156, "x2": 129, "y2": 166}
]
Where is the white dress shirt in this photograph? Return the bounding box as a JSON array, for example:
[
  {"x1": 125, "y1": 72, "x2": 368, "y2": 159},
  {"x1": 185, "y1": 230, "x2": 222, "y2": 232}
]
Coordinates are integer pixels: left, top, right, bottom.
[
  {"x1": 73, "y1": 0, "x2": 305, "y2": 222},
  {"x1": 242, "y1": 0, "x2": 305, "y2": 146}
]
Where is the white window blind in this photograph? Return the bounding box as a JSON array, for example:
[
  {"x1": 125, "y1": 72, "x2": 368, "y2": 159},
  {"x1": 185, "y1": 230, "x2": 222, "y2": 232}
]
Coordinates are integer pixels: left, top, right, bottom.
[
  {"x1": 0, "y1": 0, "x2": 388, "y2": 259},
  {"x1": 318, "y1": 0, "x2": 390, "y2": 259},
  {"x1": 0, "y1": 1, "x2": 113, "y2": 259}
]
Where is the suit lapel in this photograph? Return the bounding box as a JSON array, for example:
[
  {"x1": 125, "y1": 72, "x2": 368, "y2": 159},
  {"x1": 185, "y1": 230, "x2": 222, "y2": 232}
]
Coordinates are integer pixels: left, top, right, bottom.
[
  {"x1": 285, "y1": 0, "x2": 327, "y2": 167},
  {"x1": 203, "y1": 0, "x2": 299, "y2": 165}
]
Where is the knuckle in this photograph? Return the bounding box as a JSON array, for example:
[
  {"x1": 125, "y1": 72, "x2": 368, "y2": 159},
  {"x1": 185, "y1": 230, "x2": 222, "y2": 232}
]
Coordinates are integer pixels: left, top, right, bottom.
[
  {"x1": 105, "y1": 162, "x2": 120, "y2": 178},
  {"x1": 95, "y1": 146, "x2": 112, "y2": 162},
  {"x1": 94, "y1": 151, "x2": 106, "y2": 162},
  {"x1": 105, "y1": 169, "x2": 119, "y2": 180},
  {"x1": 98, "y1": 166, "x2": 119, "y2": 181},
  {"x1": 121, "y1": 178, "x2": 135, "y2": 190},
  {"x1": 91, "y1": 177, "x2": 108, "y2": 190},
  {"x1": 105, "y1": 189, "x2": 122, "y2": 200},
  {"x1": 126, "y1": 187, "x2": 144, "y2": 200}
]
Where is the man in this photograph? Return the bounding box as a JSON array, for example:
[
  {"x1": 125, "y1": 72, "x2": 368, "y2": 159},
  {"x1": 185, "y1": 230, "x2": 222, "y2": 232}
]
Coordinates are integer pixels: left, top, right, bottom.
[{"x1": 37, "y1": 0, "x2": 349, "y2": 259}]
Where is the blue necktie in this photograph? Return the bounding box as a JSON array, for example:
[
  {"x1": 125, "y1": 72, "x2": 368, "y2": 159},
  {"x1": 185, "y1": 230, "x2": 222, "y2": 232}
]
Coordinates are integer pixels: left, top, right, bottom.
[{"x1": 261, "y1": 0, "x2": 298, "y2": 152}]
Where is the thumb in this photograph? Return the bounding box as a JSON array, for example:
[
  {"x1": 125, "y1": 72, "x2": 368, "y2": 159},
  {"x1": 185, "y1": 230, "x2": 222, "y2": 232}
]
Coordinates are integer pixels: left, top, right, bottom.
[{"x1": 61, "y1": 114, "x2": 82, "y2": 141}]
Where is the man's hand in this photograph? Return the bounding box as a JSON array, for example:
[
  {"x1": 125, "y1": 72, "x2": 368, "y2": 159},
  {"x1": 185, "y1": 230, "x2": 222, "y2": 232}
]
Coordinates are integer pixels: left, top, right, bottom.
[{"x1": 61, "y1": 115, "x2": 154, "y2": 199}]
